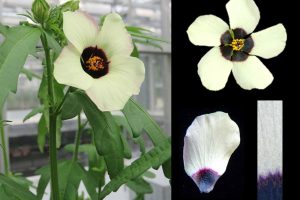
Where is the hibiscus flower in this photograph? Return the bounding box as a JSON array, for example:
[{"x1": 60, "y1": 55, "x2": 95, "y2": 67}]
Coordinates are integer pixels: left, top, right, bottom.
[
  {"x1": 54, "y1": 12, "x2": 145, "y2": 111},
  {"x1": 187, "y1": 0, "x2": 287, "y2": 90}
]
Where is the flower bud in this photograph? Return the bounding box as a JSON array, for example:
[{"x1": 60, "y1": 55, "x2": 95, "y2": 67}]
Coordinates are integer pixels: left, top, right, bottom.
[{"x1": 31, "y1": 0, "x2": 50, "y2": 24}]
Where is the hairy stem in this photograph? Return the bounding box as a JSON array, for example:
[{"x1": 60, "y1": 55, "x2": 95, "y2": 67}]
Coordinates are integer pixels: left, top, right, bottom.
[
  {"x1": 73, "y1": 114, "x2": 82, "y2": 162},
  {"x1": 0, "y1": 113, "x2": 9, "y2": 175},
  {"x1": 41, "y1": 33, "x2": 60, "y2": 200}
]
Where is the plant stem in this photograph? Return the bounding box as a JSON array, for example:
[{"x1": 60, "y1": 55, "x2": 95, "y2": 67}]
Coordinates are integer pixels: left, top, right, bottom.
[
  {"x1": 73, "y1": 114, "x2": 82, "y2": 162},
  {"x1": 0, "y1": 113, "x2": 9, "y2": 175},
  {"x1": 41, "y1": 33, "x2": 60, "y2": 200},
  {"x1": 55, "y1": 87, "x2": 71, "y2": 115}
]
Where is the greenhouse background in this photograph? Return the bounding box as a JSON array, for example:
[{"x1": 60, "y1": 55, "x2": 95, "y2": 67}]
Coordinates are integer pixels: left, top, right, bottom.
[{"x1": 0, "y1": 0, "x2": 171, "y2": 199}]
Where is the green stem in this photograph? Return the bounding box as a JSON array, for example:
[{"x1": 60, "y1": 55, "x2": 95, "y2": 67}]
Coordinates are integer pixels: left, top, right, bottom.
[
  {"x1": 55, "y1": 87, "x2": 71, "y2": 115},
  {"x1": 41, "y1": 33, "x2": 60, "y2": 200},
  {"x1": 0, "y1": 113, "x2": 9, "y2": 175},
  {"x1": 73, "y1": 115, "x2": 82, "y2": 162}
]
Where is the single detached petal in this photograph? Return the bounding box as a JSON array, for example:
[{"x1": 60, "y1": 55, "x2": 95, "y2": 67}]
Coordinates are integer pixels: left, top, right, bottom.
[
  {"x1": 198, "y1": 47, "x2": 233, "y2": 91},
  {"x1": 226, "y1": 0, "x2": 260, "y2": 34},
  {"x1": 251, "y1": 24, "x2": 287, "y2": 59},
  {"x1": 86, "y1": 55, "x2": 145, "y2": 111},
  {"x1": 187, "y1": 15, "x2": 229, "y2": 47},
  {"x1": 63, "y1": 11, "x2": 98, "y2": 52},
  {"x1": 54, "y1": 45, "x2": 94, "y2": 90},
  {"x1": 97, "y1": 13, "x2": 133, "y2": 58},
  {"x1": 183, "y1": 111, "x2": 240, "y2": 193},
  {"x1": 232, "y1": 56, "x2": 273, "y2": 90}
]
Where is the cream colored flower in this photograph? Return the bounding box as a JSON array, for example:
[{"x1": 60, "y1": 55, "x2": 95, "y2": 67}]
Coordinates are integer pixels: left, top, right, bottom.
[
  {"x1": 183, "y1": 111, "x2": 240, "y2": 193},
  {"x1": 187, "y1": 0, "x2": 287, "y2": 91},
  {"x1": 54, "y1": 11, "x2": 145, "y2": 111}
]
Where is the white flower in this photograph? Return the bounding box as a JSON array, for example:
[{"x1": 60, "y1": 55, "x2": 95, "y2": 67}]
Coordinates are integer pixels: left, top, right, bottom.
[
  {"x1": 183, "y1": 111, "x2": 240, "y2": 193},
  {"x1": 54, "y1": 11, "x2": 145, "y2": 111},
  {"x1": 187, "y1": 0, "x2": 287, "y2": 91}
]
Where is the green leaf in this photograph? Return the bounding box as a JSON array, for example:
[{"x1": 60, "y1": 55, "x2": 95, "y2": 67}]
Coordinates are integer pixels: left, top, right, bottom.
[
  {"x1": 0, "y1": 184, "x2": 11, "y2": 199},
  {"x1": 9, "y1": 175, "x2": 33, "y2": 189},
  {"x1": 60, "y1": 0, "x2": 80, "y2": 12},
  {"x1": 126, "y1": 177, "x2": 153, "y2": 194},
  {"x1": 114, "y1": 116, "x2": 133, "y2": 158},
  {"x1": 134, "y1": 136, "x2": 146, "y2": 154},
  {"x1": 36, "y1": 161, "x2": 85, "y2": 200},
  {"x1": 143, "y1": 171, "x2": 156, "y2": 179},
  {"x1": 134, "y1": 194, "x2": 145, "y2": 200},
  {"x1": 0, "y1": 174, "x2": 38, "y2": 200},
  {"x1": 64, "y1": 144, "x2": 106, "y2": 197},
  {"x1": 131, "y1": 42, "x2": 140, "y2": 58},
  {"x1": 61, "y1": 91, "x2": 82, "y2": 120},
  {"x1": 113, "y1": 115, "x2": 133, "y2": 137},
  {"x1": 126, "y1": 26, "x2": 153, "y2": 34},
  {"x1": 130, "y1": 32, "x2": 167, "y2": 43},
  {"x1": 162, "y1": 158, "x2": 171, "y2": 179},
  {"x1": 133, "y1": 38, "x2": 163, "y2": 51},
  {"x1": 36, "y1": 164, "x2": 50, "y2": 200},
  {"x1": 120, "y1": 131, "x2": 132, "y2": 159},
  {"x1": 23, "y1": 106, "x2": 44, "y2": 122},
  {"x1": 0, "y1": 26, "x2": 41, "y2": 109},
  {"x1": 76, "y1": 92, "x2": 124, "y2": 179},
  {"x1": 37, "y1": 114, "x2": 47, "y2": 153},
  {"x1": 99, "y1": 138, "x2": 171, "y2": 199},
  {"x1": 21, "y1": 68, "x2": 42, "y2": 81},
  {"x1": 122, "y1": 99, "x2": 171, "y2": 175},
  {"x1": 0, "y1": 25, "x2": 9, "y2": 36},
  {"x1": 122, "y1": 99, "x2": 168, "y2": 143}
]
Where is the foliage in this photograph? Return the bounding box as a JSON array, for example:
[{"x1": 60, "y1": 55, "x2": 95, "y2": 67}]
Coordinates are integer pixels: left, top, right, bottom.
[{"x1": 0, "y1": 1, "x2": 170, "y2": 200}]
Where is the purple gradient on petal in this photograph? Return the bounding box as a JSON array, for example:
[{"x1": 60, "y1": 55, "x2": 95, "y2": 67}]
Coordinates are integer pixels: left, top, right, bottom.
[{"x1": 191, "y1": 168, "x2": 220, "y2": 193}]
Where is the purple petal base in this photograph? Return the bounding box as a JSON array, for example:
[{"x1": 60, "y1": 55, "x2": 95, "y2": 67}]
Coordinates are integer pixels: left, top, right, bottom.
[
  {"x1": 191, "y1": 168, "x2": 220, "y2": 193},
  {"x1": 258, "y1": 172, "x2": 282, "y2": 200}
]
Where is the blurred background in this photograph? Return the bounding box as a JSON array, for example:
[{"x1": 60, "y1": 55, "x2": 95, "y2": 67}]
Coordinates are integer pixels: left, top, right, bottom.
[{"x1": 0, "y1": 0, "x2": 171, "y2": 199}]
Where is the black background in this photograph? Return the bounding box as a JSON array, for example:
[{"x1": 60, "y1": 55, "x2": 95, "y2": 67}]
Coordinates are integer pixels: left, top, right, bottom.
[{"x1": 172, "y1": 0, "x2": 297, "y2": 199}]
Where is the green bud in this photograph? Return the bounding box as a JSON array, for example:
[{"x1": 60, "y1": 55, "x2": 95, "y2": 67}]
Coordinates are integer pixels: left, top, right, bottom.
[
  {"x1": 60, "y1": 0, "x2": 80, "y2": 12},
  {"x1": 31, "y1": 0, "x2": 50, "y2": 24}
]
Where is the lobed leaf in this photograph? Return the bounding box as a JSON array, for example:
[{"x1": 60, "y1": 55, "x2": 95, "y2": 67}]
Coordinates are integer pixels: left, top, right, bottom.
[
  {"x1": 0, "y1": 26, "x2": 41, "y2": 109},
  {"x1": 99, "y1": 138, "x2": 171, "y2": 199},
  {"x1": 76, "y1": 92, "x2": 124, "y2": 179}
]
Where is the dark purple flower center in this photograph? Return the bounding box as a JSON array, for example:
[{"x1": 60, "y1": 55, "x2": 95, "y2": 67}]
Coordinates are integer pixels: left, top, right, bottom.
[
  {"x1": 220, "y1": 28, "x2": 254, "y2": 62},
  {"x1": 81, "y1": 46, "x2": 110, "y2": 78}
]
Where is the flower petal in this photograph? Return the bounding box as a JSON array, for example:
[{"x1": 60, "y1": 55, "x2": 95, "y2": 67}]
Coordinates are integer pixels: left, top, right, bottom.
[
  {"x1": 226, "y1": 0, "x2": 260, "y2": 34},
  {"x1": 63, "y1": 11, "x2": 98, "y2": 52},
  {"x1": 187, "y1": 15, "x2": 229, "y2": 47},
  {"x1": 86, "y1": 55, "x2": 145, "y2": 111},
  {"x1": 97, "y1": 13, "x2": 133, "y2": 58},
  {"x1": 54, "y1": 44, "x2": 94, "y2": 90},
  {"x1": 250, "y1": 24, "x2": 287, "y2": 59},
  {"x1": 198, "y1": 47, "x2": 233, "y2": 91},
  {"x1": 183, "y1": 111, "x2": 240, "y2": 193},
  {"x1": 232, "y1": 56, "x2": 273, "y2": 90}
]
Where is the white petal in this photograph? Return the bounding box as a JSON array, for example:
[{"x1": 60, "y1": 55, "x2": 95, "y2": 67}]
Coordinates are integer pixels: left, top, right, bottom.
[
  {"x1": 86, "y1": 55, "x2": 145, "y2": 111},
  {"x1": 54, "y1": 45, "x2": 94, "y2": 90},
  {"x1": 63, "y1": 11, "x2": 98, "y2": 52},
  {"x1": 183, "y1": 112, "x2": 240, "y2": 193},
  {"x1": 97, "y1": 13, "x2": 133, "y2": 58},
  {"x1": 226, "y1": 0, "x2": 260, "y2": 34},
  {"x1": 187, "y1": 15, "x2": 229, "y2": 47},
  {"x1": 198, "y1": 47, "x2": 233, "y2": 91},
  {"x1": 251, "y1": 24, "x2": 287, "y2": 59},
  {"x1": 232, "y1": 56, "x2": 273, "y2": 90}
]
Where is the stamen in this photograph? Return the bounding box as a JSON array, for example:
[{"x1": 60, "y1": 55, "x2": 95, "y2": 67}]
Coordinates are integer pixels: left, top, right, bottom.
[
  {"x1": 86, "y1": 56, "x2": 106, "y2": 71},
  {"x1": 230, "y1": 39, "x2": 245, "y2": 51}
]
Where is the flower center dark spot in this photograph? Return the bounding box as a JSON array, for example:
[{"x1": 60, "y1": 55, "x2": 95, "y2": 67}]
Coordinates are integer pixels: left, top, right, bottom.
[
  {"x1": 220, "y1": 28, "x2": 254, "y2": 62},
  {"x1": 81, "y1": 46, "x2": 109, "y2": 78}
]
